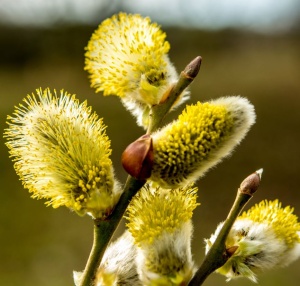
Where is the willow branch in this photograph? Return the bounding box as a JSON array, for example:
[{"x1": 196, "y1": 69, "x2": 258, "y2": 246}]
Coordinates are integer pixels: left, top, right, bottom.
[
  {"x1": 188, "y1": 169, "x2": 262, "y2": 286},
  {"x1": 147, "y1": 56, "x2": 202, "y2": 134},
  {"x1": 79, "y1": 176, "x2": 145, "y2": 286},
  {"x1": 80, "y1": 56, "x2": 203, "y2": 286}
]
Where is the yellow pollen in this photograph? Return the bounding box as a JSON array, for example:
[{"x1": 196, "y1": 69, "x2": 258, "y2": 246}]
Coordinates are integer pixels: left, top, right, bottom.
[
  {"x1": 240, "y1": 200, "x2": 300, "y2": 248},
  {"x1": 126, "y1": 185, "x2": 199, "y2": 246},
  {"x1": 4, "y1": 88, "x2": 119, "y2": 218},
  {"x1": 152, "y1": 101, "x2": 234, "y2": 188},
  {"x1": 85, "y1": 13, "x2": 170, "y2": 99}
]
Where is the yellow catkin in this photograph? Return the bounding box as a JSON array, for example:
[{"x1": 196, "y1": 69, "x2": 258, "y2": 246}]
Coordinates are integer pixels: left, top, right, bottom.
[
  {"x1": 85, "y1": 13, "x2": 170, "y2": 100},
  {"x1": 240, "y1": 199, "x2": 300, "y2": 248},
  {"x1": 4, "y1": 88, "x2": 121, "y2": 218},
  {"x1": 126, "y1": 185, "x2": 199, "y2": 247},
  {"x1": 152, "y1": 101, "x2": 234, "y2": 187}
]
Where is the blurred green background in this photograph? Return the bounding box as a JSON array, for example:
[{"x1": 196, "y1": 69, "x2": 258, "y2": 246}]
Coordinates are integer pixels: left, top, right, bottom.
[{"x1": 1, "y1": 15, "x2": 300, "y2": 286}]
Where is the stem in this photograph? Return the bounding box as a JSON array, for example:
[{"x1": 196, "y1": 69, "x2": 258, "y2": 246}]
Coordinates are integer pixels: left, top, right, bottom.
[
  {"x1": 147, "y1": 56, "x2": 202, "y2": 134},
  {"x1": 79, "y1": 176, "x2": 145, "y2": 286},
  {"x1": 188, "y1": 192, "x2": 251, "y2": 286},
  {"x1": 80, "y1": 57, "x2": 203, "y2": 286},
  {"x1": 78, "y1": 219, "x2": 115, "y2": 286},
  {"x1": 188, "y1": 170, "x2": 262, "y2": 286}
]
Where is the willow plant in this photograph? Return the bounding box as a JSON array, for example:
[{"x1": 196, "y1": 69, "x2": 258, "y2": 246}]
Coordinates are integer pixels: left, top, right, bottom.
[{"x1": 4, "y1": 12, "x2": 300, "y2": 286}]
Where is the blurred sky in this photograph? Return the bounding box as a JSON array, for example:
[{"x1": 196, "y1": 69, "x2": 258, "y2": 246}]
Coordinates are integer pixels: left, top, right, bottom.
[{"x1": 0, "y1": 0, "x2": 299, "y2": 32}]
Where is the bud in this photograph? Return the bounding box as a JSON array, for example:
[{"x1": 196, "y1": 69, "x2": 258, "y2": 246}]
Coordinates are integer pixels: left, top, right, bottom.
[
  {"x1": 183, "y1": 56, "x2": 202, "y2": 79},
  {"x1": 239, "y1": 168, "x2": 263, "y2": 195},
  {"x1": 121, "y1": 134, "x2": 154, "y2": 180}
]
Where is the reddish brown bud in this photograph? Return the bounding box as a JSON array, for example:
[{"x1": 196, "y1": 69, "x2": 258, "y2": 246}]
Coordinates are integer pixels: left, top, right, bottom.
[
  {"x1": 239, "y1": 169, "x2": 263, "y2": 196},
  {"x1": 184, "y1": 56, "x2": 202, "y2": 79},
  {"x1": 121, "y1": 134, "x2": 154, "y2": 180}
]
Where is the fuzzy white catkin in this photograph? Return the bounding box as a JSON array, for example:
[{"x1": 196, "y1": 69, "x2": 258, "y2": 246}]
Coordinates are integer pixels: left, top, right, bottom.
[
  {"x1": 206, "y1": 219, "x2": 300, "y2": 282},
  {"x1": 74, "y1": 231, "x2": 140, "y2": 286}
]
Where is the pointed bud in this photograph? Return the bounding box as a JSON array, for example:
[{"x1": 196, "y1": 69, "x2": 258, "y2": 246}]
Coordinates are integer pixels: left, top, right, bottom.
[
  {"x1": 121, "y1": 134, "x2": 154, "y2": 180},
  {"x1": 184, "y1": 56, "x2": 202, "y2": 79},
  {"x1": 239, "y1": 169, "x2": 263, "y2": 196}
]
